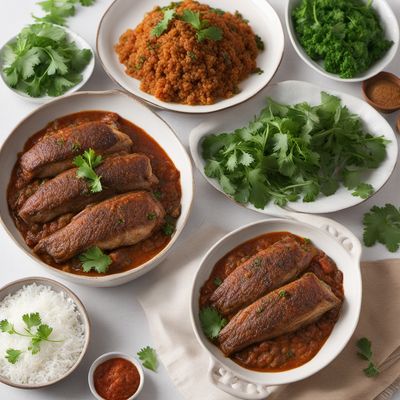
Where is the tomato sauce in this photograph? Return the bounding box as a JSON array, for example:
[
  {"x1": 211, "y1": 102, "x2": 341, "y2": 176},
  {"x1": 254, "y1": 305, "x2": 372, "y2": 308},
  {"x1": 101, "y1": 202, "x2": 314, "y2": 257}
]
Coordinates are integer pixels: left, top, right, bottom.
[
  {"x1": 7, "y1": 111, "x2": 182, "y2": 276},
  {"x1": 94, "y1": 358, "x2": 140, "y2": 400},
  {"x1": 199, "y1": 231, "x2": 344, "y2": 372}
]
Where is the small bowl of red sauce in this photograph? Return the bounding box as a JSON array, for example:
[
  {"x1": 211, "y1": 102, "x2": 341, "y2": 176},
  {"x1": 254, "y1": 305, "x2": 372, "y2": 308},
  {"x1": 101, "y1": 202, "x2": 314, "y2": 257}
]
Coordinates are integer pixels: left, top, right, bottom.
[{"x1": 88, "y1": 352, "x2": 144, "y2": 400}]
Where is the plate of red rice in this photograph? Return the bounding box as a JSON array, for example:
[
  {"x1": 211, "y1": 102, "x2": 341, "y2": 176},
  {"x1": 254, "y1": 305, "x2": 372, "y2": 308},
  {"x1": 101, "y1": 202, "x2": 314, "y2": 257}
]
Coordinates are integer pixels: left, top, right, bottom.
[{"x1": 97, "y1": 0, "x2": 284, "y2": 113}]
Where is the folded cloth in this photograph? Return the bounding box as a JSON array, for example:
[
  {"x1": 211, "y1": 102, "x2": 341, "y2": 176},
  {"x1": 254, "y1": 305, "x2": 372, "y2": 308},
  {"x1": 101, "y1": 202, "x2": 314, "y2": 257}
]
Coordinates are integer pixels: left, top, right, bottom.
[{"x1": 136, "y1": 226, "x2": 400, "y2": 400}]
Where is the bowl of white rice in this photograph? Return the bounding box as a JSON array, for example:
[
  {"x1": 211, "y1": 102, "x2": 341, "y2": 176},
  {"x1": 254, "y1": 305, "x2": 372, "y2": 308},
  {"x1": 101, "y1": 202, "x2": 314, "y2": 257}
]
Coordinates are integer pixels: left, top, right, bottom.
[{"x1": 0, "y1": 277, "x2": 90, "y2": 388}]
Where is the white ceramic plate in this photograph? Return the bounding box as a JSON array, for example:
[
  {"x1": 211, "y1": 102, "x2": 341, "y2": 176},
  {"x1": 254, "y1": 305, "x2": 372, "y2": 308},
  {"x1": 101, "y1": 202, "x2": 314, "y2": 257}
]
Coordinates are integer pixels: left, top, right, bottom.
[
  {"x1": 285, "y1": 0, "x2": 399, "y2": 82},
  {"x1": 191, "y1": 216, "x2": 362, "y2": 399},
  {"x1": 0, "y1": 25, "x2": 95, "y2": 103},
  {"x1": 0, "y1": 90, "x2": 194, "y2": 287},
  {"x1": 190, "y1": 80, "x2": 398, "y2": 215},
  {"x1": 96, "y1": 0, "x2": 284, "y2": 114}
]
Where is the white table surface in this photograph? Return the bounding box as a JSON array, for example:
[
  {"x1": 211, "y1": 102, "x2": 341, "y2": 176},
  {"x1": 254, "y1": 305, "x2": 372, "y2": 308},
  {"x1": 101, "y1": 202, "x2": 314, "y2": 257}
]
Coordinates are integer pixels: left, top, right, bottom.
[{"x1": 0, "y1": 1, "x2": 399, "y2": 399}]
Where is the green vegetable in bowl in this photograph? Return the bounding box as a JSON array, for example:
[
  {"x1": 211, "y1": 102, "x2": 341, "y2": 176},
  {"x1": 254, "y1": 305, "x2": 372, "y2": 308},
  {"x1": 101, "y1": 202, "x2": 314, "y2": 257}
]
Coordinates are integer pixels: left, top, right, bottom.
[
  {"x1": 1, "y1": 23, "x2": 92, "y2": 97},
  {"x1": 292, "y1": 0, "x2": 393, "y2": 78},
  {"x1": 202, "y1": 92, "x2": 388, "y2": 209}
]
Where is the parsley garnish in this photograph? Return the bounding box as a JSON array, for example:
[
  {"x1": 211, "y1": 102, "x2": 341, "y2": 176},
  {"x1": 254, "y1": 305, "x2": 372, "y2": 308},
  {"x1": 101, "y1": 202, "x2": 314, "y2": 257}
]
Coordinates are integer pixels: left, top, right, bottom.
[
  {"x1": 202, "y1": 92, "x2": 388, "y2": 209},
  {"x1": 147, "y1": 212, "x2": 157, "y2": 220},
  {"x1": 33, "y1": 0, "x2": 95, "y2": 26},
  {"x1": 352, "y1": 183, "x2": 374, "y2": 199},
  {"x1": 356, "y1": 337, "x2": 380, "y2": 377},
  {"x1": 255, "y1": 35, "x2": 265, "y2": 51},
  {"x1": 210, "y1": 8, "x2": 225, "y2": 15},
  {"x1": 1, "y1": 313, "x2": 62, "y2": 363},
  {"x1": 137, "y1": 346, "x2": 158, "y2": 372},
  {"x1": 73, "y1": 148, "x2": 103, "y2": 193},
  {"x1": 199, "y1": 307, "x2": 227, "y2": 340},
  {"x1": 279, "y1": 290, "x2": 288, "y2": 298},
  {"x1": 182, "y1": 10, "x2": 222, "y2": 43},
  {"x1": 253, "y1": 67, "x2": 264, "y2": 75},
  {"x1": 151, "y1": 8, "x2": 176, "y2": 37},
  {"x1": 135, "y1": 55, "x2": 146, "y2": 70},
  {"x1": 213, "y1": 277, "x2": 223, "y2": 287},
  {"x1": 363, "y1": 204, "x2": 400, "y2": 252},
  {"x1": 79, "y1": 246, "x2": 112, "y2": 273},
  {"x1": 1, "y1": 23, "x2": 92, "y2": 98}
]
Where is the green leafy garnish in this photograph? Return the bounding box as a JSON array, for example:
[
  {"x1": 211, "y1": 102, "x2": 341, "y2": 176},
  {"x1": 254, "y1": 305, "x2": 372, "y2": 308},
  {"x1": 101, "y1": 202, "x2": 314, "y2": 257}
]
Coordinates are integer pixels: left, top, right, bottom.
[
  {"x1": 213, "y1": 277, "x2": 223, "y2": 287},
  {"x1": 147, "y1": 212, "x2": 157, "y2": 220},
  {"x1": 199, "y1": 307, "x2": 227, "y2": 340},
  {"x1": 79, "y1": 246, "x2": 112, "y2": 273},
  {"x1": 73, "y1": 148, "x2": 103, "y2": 193},
  {"x1": 151, "y1": 8, "x2": 176, "y2": 37},
  {"x1": 5, "y1": 349, "x2": 23, "y2": 364},
  {"x1": 210, "y1": 8, "x2": 225, "y2": 15},
  {"x1": 1, "y1": 313, "x2": 61, "y2": 363},
  {"x1": 292, "y1": 0, "x2": 393, "y2": 78},
  {"x1": 279, "y1": 290, "x2": 288, "y2": 298},
  {"x1": 356, "y1": 337, "x2": 380, "y2": 377},
  {"x1": 182, "y1": 10, "x2": 222, "y2": 43},
  {"x1": 137, "y1": 346, "x2": 158, "y2": 372},
  {"x1": 33, "y1": 0, "x2": 95, "y2": 26},
  {"x1": 363, "y1": 204, "x2": 400, "y2": 252},
  {"x1": 162, "y1": 216, "x2": 176, "y2": 236},
  {"x1": 255, "y1": 35, "x2": 265, "y2": 51},
  {"x1": 1, "y1": 23, "x2": 92, "y2": 97},
  {"x1": 202, "y1": 92, "x2": 388, "y2": 209}
]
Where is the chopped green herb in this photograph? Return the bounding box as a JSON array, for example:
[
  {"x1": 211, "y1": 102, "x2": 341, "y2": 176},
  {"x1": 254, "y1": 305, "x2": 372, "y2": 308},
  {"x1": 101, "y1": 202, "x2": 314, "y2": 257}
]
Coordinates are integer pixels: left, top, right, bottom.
[
  {"x1": 73, "y1": 148, "x2": 103, "y2": 193},
  {"x1": 252, "y1": 258, "x2": 262, "y2": 268},
  {"x1": 79, "y1": 246, "x2": 112, "y2": 274},
  {"x1": 153, "y1": 190, "x2": 162, "y2": 199},
  {"x1": 187, "y1": 51, "x2": 197, "y2": 60},
  {"x1": 182, "y1": 10, "x2": 223, "y2": 43},
  {"x1": 151, "y1": 8, "x2": 176, "y2": 37},
  {"x1": 117, "y1": 218, "x2": 125, "y2": 225},
  {"x1": 286, "y1": 350, "x2": 295, "y2": 359},
  {"x1": 279, "y1": 290, "x2": 288, "y2": 298},
  {"x1": 303, "y1": 238, "x2": 312, "y2": 244},
  {"x1": 210, "y1": 8, "x2": 225, "y2": 15},
  {"x1": 137, "y1": 346, "x2": 158, "y2": 372},
  {"x1": 213, "y1": 277, "x2": 223, "y2": 287},
  {"x1": 202, "y1": 92, "x2": 388, "y2": 209},
  {"x1": 147, "y1": 212, "x2": 157, "y2": 220},
  {"x1": 1, "y1": 23, "x2": 92, "y2": 97},
  {"x1": 292, "y1": 0, "x2": 393, "y2": 78},
  {"x1": 363, "y1": 204, "x2": 400, "y2": 252},
  {"x1": 255, "y1": 35, "x2": 265, "y2": 51},
  {"x1": 253, "y1": 67, "x2": 264, "y2": 75},
  {"x1": 162, "y1": 217, "x2": 176, "y2": 236},
  {"x1": 135, "y1": 55, "x2": 147, "y2": 70},
  {"x1": 352, "y1": 183, "x2": 374, "y2": 199},
  {"x1": 234, "y1": 11, "x2": 249, "y2": 24},
  {"x1": 199, "y1": 307, "x2": 227, "y2": 339},
  {"x1": 356, "y1": 337, "x2": 380, "y2": 377}
]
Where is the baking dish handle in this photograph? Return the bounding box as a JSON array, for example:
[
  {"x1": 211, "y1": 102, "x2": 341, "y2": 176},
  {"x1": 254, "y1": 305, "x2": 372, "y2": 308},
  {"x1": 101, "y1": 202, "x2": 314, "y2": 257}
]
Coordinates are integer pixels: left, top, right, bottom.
[{"x1": 208, "y1": 359, "x2": 275, "y2": 399}]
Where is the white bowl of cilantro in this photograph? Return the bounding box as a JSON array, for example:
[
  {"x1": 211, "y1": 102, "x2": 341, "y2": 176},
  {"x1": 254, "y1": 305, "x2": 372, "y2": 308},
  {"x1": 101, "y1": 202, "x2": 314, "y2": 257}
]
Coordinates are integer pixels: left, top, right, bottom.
[
  {"x1": 285, "y1": 0, "x2": 399, "y2": 82},
  {"x1": 0, "y1": 23, "x2": 95, "y2": 102}
]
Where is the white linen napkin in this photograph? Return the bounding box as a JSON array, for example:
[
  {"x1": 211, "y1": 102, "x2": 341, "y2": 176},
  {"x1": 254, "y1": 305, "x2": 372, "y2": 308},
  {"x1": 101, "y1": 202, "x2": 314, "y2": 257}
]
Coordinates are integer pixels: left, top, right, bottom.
[{"x1": 135, "y1": 225, "x2": 236, "y2": 400}]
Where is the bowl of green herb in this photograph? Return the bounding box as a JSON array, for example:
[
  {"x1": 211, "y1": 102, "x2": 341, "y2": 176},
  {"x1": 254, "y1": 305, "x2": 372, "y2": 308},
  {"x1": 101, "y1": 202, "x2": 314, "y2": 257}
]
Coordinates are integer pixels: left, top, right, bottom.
[
  {"x1": 190, "y1": 80, "x2": 398, "y2": 215},
  {"x1": 286, "y1": 0, "x2": 399, "y2": 82},
  {"x1": 0, "y1": 23, "x2": 94, "y2": 102}
]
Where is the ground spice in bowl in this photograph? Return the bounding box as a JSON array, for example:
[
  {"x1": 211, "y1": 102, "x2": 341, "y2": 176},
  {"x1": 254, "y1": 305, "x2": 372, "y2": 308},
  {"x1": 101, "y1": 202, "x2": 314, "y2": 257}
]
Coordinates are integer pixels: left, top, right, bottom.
[{"x1": 363, "y1": 72, "x2": 400, "y2": 113}]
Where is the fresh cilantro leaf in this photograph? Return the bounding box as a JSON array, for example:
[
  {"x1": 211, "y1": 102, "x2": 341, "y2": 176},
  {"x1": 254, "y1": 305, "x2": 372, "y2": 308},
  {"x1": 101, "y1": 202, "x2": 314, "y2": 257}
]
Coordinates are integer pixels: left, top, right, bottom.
[
  {"x1": 5, "y1": 349, "x2": 22, "y2": 364},
  {"x1": 22, "y1": 313, "x2": 42, "y2": 330},
  {"x1": 151, "y1": 9, "x2": 176, "y2": 37},
  {"x1": 356, "y1": 337, "x2": 380, "y2": 377},
  {"x1": 363, "y1": 204, "x2": 400, "y2": 252},
  {"x1": 28, "y1": 338, "x2": 42, "y2": 355},
  {"x1": 352, "y1": 183, "x2": 374, "y2": 199},
  {"x1": 79, "y1": 246, "x2": 112, "y2": 273},
  {"x1": 213, "y1": 277, "x2": 223, "y2": 287},
  {"x1": 0, "y1": 320, "x2": 16, "y2": 334},
  {"x1": 199, "y1": 307, "x2": 227, "y2": 340},
  {"x1": 73, "y1": 148, "x2": 103, "y2": 193},
  {"x1": 182, "y1": 10, "x2": 223, "y2": 42},
  {"x1": 197, "y1": 26, "x2": 222, "y2": 42},
  {"x1": 80, "y1": 0, "x2": 95, "y2": 5},
  {"x1": 137, "y1": 346, "x2": 158, "y2": 372},
  {"x1": 36, "y1": 324, "x2": 53, "y2": 340}
]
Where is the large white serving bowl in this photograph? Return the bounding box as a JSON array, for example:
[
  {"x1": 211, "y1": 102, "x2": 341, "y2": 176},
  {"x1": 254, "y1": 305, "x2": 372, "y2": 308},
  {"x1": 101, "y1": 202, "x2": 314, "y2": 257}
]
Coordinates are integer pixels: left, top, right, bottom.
[
  {"x1": 190, "y1": 80, "x2": 398, "y2": 215},
  {"x1": 96, "y1": 0, "x2": 284, "y2": 113},
  {"x1": 191, "y1": 216, "x2": 362, "y2": 399},
  {"x1": 285, "y1": 0, "x2": 399, "y2": 82},
  {"x1": 0, "y1": 25, "x2": 95, "y2": 103},
  {"x1": 0, "y1": 90, "x2": 194, "y2": 287}
]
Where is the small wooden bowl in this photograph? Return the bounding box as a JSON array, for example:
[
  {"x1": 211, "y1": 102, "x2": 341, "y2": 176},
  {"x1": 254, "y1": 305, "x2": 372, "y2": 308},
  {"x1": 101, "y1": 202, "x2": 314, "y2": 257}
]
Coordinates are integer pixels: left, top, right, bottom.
[
  {"x1": 0, "y1": 277, "x2": 91, "y2": 389},
  {"x1": 362, "y1": 71, "x2": 400, "y2": 113}
]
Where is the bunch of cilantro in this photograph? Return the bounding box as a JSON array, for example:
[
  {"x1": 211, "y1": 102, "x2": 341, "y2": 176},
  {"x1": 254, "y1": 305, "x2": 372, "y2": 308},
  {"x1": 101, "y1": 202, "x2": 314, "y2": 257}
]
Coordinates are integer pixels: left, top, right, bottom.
[
  {"x1": 1, "y1": 23, "x2": 92, "y2": 97},
  {"x1": 292, "y1": 0, "x2": 393, "y2": 78},
  {"x1": 202, "y1": 92, "x2": 388, "y2": 209}
]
